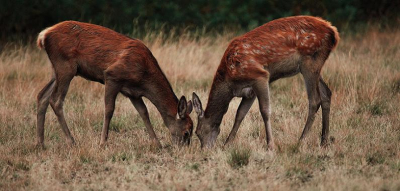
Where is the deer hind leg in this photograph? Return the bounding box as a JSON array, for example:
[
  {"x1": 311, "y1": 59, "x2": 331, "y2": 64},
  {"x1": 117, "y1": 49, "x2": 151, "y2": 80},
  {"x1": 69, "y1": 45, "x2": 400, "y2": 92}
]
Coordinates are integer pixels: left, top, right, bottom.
[
  {"x1": 299, "y1": 59, "x2": 322, "y2": 143},
  {"x1": 49, "y1": 63, "x2": 77, "y2": 146},
  {"x1": 224, "y1": 96, "x2": 256, "y2": 146},
  {"x1": 253, "y1": 79, "x2": 275, "y2": 150},
  {"x1": 319, "y1": 78, "x2": 332, "y2": 147},
  {"x1": 99, "y1": 80, "x2": 121, "y2": 147},
  {"x1": 129, "y1": 97, "x2": 162, "y2": 148},
  {"x1": 36, "y1": 78, "x2": 56, "y2": 147}
]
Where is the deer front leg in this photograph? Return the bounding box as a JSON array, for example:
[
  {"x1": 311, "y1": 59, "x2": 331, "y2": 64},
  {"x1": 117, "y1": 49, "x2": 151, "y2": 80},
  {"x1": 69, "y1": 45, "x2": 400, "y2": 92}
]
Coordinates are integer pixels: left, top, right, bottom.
[
  {"x1": 129, "y1": 97, "x2": 162, "y2": 148},
  {"x1": 100, "y1": 80, "x2": 121, "y2": 147},
  {"x1": 253, "y1": 79, "x2": 275, "y2": 150},
  {"x1": 224, "y1": 96, "x2": 256, "y2": 146}
]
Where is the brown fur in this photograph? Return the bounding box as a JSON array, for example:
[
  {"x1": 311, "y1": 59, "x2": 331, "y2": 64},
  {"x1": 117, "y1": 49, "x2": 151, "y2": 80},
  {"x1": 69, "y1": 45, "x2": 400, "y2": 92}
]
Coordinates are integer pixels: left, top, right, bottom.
[
  {"x1": 36, "y1": 21, "x2": 193, "y2": 148},
  {"x1": 193, "y1": 16, "x2": 339, "y2": 149},
  {"x1": 219, "y1": 16, "x2": 339, "y2": 81}
]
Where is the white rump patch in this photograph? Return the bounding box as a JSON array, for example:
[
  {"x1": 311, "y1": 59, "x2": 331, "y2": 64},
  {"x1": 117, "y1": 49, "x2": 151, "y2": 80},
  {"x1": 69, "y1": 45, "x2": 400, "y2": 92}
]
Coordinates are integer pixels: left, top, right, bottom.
[{"x1": 37, "y1": 26, "x2": 54, "y2": 48}]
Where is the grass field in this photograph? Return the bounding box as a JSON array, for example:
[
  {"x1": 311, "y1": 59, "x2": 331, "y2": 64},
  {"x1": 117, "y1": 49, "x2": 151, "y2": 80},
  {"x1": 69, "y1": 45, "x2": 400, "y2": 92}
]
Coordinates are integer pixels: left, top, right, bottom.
[{"x1": 0, "y1": 29, "x2": 400, "y2": 190}]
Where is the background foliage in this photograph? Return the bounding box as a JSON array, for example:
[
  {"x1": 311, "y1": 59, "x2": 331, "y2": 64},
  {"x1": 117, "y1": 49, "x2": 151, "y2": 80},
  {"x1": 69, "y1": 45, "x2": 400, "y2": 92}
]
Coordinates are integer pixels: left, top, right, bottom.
[{"x1": 1, "y1": 0, "x2": 399, "y2": 40}]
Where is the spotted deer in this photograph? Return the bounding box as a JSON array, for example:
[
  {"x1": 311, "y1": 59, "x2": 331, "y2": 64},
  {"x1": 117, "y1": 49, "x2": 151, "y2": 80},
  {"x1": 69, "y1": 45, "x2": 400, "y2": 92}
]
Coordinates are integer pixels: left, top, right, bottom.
[
  {"x1": 192, "y1": 16, "x2": 339, "y2": 149},
  {"x1": 36, "y1": 21, "x2": 193, "y2": 148}
]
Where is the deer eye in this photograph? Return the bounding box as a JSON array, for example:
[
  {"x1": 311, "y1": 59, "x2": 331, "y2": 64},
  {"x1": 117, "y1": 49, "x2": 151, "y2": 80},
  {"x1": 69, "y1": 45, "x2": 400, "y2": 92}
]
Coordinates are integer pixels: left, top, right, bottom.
[{"x1": 184, "y1": 131, "x2": 190, "y2": 137}]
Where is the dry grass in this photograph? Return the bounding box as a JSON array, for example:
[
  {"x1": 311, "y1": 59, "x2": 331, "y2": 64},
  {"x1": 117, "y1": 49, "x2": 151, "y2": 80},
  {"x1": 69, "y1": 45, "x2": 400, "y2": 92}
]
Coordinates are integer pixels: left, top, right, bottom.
[{"x1": 1, "y1": 29, "x2": 400, "y2": 191}]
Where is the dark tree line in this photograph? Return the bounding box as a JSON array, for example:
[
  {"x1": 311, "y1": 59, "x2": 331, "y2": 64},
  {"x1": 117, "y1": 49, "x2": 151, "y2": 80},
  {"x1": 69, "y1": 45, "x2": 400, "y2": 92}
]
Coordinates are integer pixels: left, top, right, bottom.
[{"x1": 1, "y1": 0, "x2": 399, "y2": 39}]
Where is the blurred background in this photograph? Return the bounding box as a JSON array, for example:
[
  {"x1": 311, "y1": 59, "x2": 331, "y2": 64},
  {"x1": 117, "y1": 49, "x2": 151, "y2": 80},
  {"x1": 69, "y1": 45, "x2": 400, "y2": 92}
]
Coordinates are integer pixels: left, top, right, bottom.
[{"x1": 1, "y1": 0, "x2": 400, "y2": 41}]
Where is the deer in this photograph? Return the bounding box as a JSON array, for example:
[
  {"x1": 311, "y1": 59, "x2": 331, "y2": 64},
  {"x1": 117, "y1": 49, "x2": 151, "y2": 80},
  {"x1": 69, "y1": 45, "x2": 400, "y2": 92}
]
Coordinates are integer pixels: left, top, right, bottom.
[
  {"x1": 36, "y1": 21, "x2": 193, "y2": 148},
  {"x1": 192, "y1": 16, "x2": 339, "y2": 149}
]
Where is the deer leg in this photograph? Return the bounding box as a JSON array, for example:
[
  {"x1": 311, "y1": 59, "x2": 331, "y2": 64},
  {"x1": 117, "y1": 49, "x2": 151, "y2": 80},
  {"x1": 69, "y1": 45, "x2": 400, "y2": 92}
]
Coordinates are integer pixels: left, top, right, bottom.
[
  {"x1": 36, "y1": 78, "x2": 56, "y2": 147},
  {"x1": 299, "y1": 67, "x2": 322, "y2": 142},
  {"x1": 253, "y1": 79, "x2": 275, "y2": 150},
  {"x1": 129, "y1": 97, "x2": 162, "y2": 148},
  {"x1": 224, "y1": 96, "x2": 256, "y2": 145},
  {"x1": 319, "y1": 78, "x2": 332, "y2": 147},
  {"x1": 99, "y1": 80, "x2": 121, "y2": 147},
  {"x1": 49, "y1": 73, "x2": 75, "y2": 146}
]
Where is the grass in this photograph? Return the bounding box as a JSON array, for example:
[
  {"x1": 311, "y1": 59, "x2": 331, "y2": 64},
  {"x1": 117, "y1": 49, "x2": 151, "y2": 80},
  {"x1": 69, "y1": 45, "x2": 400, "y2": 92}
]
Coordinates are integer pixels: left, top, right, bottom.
[
  {"x1": 0, "y1": 29, "x2": 400, "y2": 190},
  {"x1": 227, "y1": 146, "x2": 251, "y2": 169}
]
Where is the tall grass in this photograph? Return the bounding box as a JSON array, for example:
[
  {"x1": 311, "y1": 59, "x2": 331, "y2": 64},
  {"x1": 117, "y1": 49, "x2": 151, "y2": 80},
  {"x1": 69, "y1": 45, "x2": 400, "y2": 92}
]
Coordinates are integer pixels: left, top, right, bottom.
[{"x1": 0, "y1": 29, "x2": 399, "y2": 190}]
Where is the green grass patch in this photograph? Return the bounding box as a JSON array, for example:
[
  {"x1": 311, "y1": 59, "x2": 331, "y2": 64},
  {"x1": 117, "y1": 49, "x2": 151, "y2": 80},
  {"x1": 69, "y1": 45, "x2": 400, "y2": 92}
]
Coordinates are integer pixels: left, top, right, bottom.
[
  {"x1": 227, "y1": 147, "x2": 251, "y2": 169},
  {"x1": 111, "y1": 152, "x2": 132, "y2": 162},
  {"x1": 367, "y1": 152, "x2": 386, "y2": 165}
]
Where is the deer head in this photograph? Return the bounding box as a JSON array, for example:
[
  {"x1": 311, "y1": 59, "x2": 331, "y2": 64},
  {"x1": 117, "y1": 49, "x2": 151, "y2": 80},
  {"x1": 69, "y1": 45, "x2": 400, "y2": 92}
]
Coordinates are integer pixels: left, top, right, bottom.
[
  {"x1": 169, "y1": 96, "x2": 193, "y2": 146},
  {"x1": 192, "y1": 92, "x2": 220, "y2": 148}
]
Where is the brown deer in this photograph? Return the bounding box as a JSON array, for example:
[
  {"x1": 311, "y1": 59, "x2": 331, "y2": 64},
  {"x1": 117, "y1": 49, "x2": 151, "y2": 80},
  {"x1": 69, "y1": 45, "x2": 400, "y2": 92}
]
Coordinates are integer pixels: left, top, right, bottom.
[
  {"x1": 192, "y1": 16, "x2": 339, "y2": 149},
  {"x1": 36, "y1": 21, "x2": 193, "y2": 148}
]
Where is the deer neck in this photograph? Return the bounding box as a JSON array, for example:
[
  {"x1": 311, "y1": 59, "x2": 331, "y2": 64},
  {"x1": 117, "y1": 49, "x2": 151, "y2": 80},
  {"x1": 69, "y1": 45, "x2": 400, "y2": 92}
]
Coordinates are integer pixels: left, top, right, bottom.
[
  {"x1": 145, "y1": 74, "x2": 178, "y2": 127},
  {"x1": 204, "y1": 78, "x2": 233, "y2": 127}
]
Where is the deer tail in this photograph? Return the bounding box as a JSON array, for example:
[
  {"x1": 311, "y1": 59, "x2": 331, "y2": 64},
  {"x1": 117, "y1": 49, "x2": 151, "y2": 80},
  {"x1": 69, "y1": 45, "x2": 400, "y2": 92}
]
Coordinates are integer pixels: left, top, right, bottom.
[{"x1": 37, "y1": 27, "x2": 53, "y2": 49}]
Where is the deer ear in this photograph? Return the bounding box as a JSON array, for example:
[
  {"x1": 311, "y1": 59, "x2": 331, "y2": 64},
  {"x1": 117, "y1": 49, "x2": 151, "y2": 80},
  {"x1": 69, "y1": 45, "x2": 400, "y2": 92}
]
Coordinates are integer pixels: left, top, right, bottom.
[
  {"x1": 178, "y1": 96, "x2": 188, "y2": 119},
  {"x1": 192, "y1": 92, "x2": 204, "y2": 117},
  {"x1": 186, "y1": 100, "x2": 193, "y2": 114}
]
